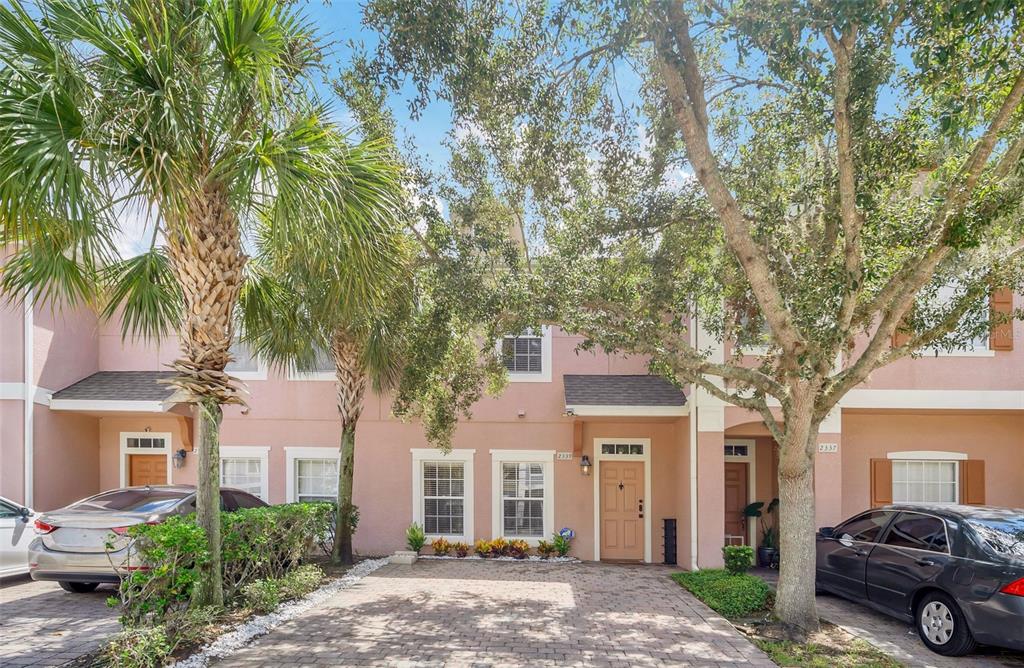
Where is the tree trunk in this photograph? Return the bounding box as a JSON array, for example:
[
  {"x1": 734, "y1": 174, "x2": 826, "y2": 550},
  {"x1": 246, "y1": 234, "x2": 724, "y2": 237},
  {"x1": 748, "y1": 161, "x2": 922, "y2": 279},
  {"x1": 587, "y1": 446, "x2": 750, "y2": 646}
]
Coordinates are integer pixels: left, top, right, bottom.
[
  {"x1": 330, "y1": 329, "x2": 367, "y2": 566},
  {"x1": 773, "y1": 383, "x2": 821, "y2": 639},
  {"x1": 333, "y1": 424, "x2": 357, "y2": 565},
  {"x1": 165, "y1": 183, "x2": 246, "y2": 607},
  {"x1": 192, "y1": 398, "x2": 224, "y2": 607}
]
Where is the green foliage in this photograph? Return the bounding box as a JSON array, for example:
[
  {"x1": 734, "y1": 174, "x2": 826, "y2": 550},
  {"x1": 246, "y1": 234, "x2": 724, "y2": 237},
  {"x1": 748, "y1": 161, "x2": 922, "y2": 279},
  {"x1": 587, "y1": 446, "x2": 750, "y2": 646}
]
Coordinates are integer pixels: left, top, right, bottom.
[
  {"x1": 488, "y1": 537, "x2": 510, "y2": 557},
  {"x1": 474, "y1": 539, "x2": 491, "y2": 557},
  {"x1": 241, "y1": 565, "x2": 324, "y2": 614},
  {"x1": 672, "y1": 570, "x2": 774, "y2": 619},
  {"x1": 114, "y1": 503, "x2": 331, "y2": 627},
  {"x1": 241, "y1": 578, "x2": 282, "y2": 614},
  {"x1": 430, "y1": 537, "x2": 452, "y2": 555},
  {"x1": 744, "y1": 498, "x2": 780, "y2": 549},
  {"x1": 406, "y1": 523, "x2": 426, "y2": 552},
  {"x1": 753, "y1": 636, "x2": 903, "y2": 668},
  {"x1": 722, "y1": 546, "x2": 755, "y2": 575},
  {"x1": 536, "y1": 540, "x2": 555, "y2": 558},
  {"x1": 103, "y1": 626, "x2": 171, "y2": 668},
  {"x1": 452, "y1": 541, "x2": 470, "y2": 557},
  {"x1": 507, "y1": 539, "x2": 530, "y2": 559},
  {"x1": 551, "y1": 532, "x2": 572, "y2": 557}
]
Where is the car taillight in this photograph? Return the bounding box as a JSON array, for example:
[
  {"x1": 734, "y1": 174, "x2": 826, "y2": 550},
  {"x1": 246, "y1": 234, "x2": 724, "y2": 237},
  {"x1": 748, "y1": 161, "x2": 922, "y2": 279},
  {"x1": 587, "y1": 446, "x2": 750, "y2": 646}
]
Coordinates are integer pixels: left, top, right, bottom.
[
  {"x1": 33, "y1": 519, "x2": 57, "y2": 534},
  {"x1": 1000, "y1": 577, "x2": 1024, "y2": 597},
  {"x1": 112, "y1": 521, "x2": 160, "y2": 536},
  {"x1": 123, "y1": 565, "x2": 150, "y2": 572}
]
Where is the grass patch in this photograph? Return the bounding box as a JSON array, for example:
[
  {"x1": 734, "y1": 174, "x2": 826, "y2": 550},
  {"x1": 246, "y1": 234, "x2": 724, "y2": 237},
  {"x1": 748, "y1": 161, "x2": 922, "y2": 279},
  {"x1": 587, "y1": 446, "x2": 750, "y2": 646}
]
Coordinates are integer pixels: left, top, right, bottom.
[
  {"x1": 753, "y1": 625, "x2": 903, "y2": 667},
  {"x1": 671, "y1": 569, "x2": 773, "y2": 618}
]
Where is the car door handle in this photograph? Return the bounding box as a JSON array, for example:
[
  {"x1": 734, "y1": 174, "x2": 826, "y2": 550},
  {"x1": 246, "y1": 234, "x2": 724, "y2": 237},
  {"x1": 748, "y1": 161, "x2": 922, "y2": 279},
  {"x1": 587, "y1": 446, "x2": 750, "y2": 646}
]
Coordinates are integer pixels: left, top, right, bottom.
[
  {"x1": 854, "y1": 548, "x2": 870, "y2": 556},
  {"x1": 915, "y1": 558, "x2": 935, "y2": 567}
]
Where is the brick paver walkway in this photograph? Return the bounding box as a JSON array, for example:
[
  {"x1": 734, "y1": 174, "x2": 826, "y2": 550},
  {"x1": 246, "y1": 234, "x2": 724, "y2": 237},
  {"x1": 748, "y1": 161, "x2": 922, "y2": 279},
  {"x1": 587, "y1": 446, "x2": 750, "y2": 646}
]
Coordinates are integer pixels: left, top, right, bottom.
[
  {"x1": 0, "y1": 575, "x2": 120, "y2": 667},
  {"x1": 216, "y1": 560, "x2": 774, "y2": 667}
]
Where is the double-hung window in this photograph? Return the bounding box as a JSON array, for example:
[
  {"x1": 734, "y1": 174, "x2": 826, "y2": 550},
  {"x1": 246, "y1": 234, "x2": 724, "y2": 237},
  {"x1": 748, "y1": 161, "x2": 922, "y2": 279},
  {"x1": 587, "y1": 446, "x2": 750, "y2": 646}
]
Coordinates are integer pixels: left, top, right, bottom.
[
  {"x1": 490, "y1": 450, "x2": 554, "y2": 543},
  {"x1": 498, "y1": 327, "x2": 552, "y2": 382},
  {"x1": 501, "y1": 463, "x2": 545, "y2": 537},
  {"x1": 221, "y1": 458, "x2": 263, "y2": 499},
  {"x1": 892, "y1": 460, "x2": 958, "y2": 504},
  {"x1": 411, "y1": 449, "x2": 474, "y2": 540},
  {"x1": 294, "y1": 458, "x2": 339, "y2": 502}
]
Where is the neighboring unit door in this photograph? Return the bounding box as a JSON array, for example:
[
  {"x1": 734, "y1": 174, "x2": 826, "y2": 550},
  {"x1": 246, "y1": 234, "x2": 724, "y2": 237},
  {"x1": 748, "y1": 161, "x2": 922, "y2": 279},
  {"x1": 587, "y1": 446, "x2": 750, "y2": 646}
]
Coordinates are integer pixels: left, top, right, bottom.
[
  {"x1": 600, "y1": 461, "x2": 645, "y2": 561},
  {"x1": 724, "y1": 462, "x2": 749, "y2": 544},
  {"x1": 130, "y1": 454, "x2": 168, "y2": 486},
  {"x1": 866, "y1": 512, "x2": 952, "y2": 616}
]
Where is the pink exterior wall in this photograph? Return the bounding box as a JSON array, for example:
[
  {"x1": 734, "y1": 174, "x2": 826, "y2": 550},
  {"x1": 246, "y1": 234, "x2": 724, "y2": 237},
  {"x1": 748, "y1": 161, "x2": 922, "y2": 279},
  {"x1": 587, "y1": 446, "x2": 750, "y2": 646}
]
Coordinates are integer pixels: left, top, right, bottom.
[
  {"x1": 842, "y1": 411, "x2": 1024, "y2": 516},
  {"x1": 33, "y1": 304, "x2": 99, "y2": 390},
  {"x1": 1, "y1": 401, "x2": 24, "y2": 503},
  {"x1": 97, "y1": 415, "x2": 194, "y2": 492},
  {"x1": 0, "y1": 301, "x2": 23, "y2": 382},
  {"x1": 32, "y1": 406, "x2": 99, "y2": 511}
]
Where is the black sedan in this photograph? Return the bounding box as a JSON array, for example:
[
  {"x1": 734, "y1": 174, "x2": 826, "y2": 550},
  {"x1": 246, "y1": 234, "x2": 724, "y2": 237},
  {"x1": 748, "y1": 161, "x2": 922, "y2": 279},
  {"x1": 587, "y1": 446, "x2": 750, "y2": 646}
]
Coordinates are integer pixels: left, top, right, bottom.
[{"x1": 816, "y1": 504, "x2": 1024, "y2": 656}]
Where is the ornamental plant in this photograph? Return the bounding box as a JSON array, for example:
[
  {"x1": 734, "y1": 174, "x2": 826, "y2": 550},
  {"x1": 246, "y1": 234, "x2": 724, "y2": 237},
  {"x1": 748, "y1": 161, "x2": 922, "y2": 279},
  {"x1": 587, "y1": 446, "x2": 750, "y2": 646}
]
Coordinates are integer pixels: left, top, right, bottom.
[
  {"x1": 452, "y1": 541, "x2": 470, "y2": 558},
  {"x1": 488, "y1": 537, "x2": 510, "y2": 557},
  {"x1": 722, "y1": 546, "x2": 755, "y2": 575},
  {"x1": 406, "y1": 523, "x2": 427, "y2": 553},
  {"x1": 431, "y1": 537, "x2": 452, "y2": 556},
  {"x1": 536, "y1": 540, "x2": 555, "y2": 559},
  {"x1": 508, "y1": 539, "x2": 530, "y2": 559},
  {"x1": 552, "y1": 530, "x2": 574, "y2": 557},
  {"x1": 474, "y1": 539, "x2": 492, "y2": 557}
]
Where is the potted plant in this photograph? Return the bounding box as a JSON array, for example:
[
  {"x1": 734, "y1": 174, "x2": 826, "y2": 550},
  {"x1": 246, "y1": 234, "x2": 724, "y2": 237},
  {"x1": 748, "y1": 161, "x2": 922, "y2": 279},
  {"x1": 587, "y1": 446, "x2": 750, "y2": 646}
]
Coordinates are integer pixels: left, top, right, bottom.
[{"x1": 742, "y1": 498, "x2": 780, "y2": 567}]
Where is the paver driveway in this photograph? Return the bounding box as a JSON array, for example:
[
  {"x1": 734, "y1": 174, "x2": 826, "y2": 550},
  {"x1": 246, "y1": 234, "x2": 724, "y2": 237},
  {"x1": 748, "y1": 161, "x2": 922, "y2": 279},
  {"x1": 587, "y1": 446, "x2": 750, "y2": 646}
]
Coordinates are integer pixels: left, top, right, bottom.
[
  {"x1": 0, "y1": 575, "x2": 120, "y2": 667},
  {"x1": 216, "y1": 559, "x2": 773, "y2": 667}
]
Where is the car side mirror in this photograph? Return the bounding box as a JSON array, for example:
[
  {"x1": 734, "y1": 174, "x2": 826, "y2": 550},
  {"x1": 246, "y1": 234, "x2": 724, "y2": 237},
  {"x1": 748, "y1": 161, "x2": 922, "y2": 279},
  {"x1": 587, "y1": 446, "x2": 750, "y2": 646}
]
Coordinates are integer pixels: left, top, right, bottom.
[
  {"x1": 818, "y1": 526, "x2": 835, "y2": 538},
  {"x1": 18, "y1": 506, "x2": 31, "y2": 520}
]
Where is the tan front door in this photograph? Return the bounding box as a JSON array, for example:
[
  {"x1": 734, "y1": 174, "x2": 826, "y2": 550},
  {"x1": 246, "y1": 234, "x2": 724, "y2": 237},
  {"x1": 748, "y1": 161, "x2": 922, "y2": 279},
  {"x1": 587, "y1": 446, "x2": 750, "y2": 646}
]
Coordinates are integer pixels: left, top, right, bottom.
[
  {"x1": 129, "y1": 455, "x2": 167, "y2": 486},
  {"x1": 724, "y1": 462, "x2": 749, "y2": 544},
  {"x1": 600, "y1": 461, "x2": 644, "y2": 561}
]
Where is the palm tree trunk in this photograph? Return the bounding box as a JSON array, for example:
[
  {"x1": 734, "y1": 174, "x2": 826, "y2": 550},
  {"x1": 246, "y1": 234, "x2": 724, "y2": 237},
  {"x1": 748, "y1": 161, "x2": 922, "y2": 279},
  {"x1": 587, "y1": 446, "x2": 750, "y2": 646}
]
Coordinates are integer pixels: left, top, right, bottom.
[
  {"x1": 166, "y1": 184, "x2": 247, "y2": 607},
  {"x1": 330, "y1": 329, "x2": 367, "y2": 566}
]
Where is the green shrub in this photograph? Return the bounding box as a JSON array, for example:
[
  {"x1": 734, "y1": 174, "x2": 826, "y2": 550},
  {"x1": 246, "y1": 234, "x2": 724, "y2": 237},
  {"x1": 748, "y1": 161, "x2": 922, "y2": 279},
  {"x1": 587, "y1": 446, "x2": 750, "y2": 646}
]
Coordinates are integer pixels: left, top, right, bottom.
[
  {"x1": 452, "y1": 541, "x2": 470, "y2": 557},
  {"x1": 114, "y1": 503, "x2": 332, "y2": 627},
  {"x1": 474, "y1": 539, "x2": 492, "y2": 557},
  {"x1": 406, "y1": 523, "x2": 426, "y2": 552},
  {"x1": 671, "y1": 569, "x2": 773, "y2": 619},
  {"x1": 104, "y1": 626, "x2": 171, "y2": 668},
  {"x1": 536, "y1": 539, "x2": 555, "y2": 558},
  {"x1": 278, "y1": 564, "x2": 324, "y2": 600},
  {"x1": 551, "y1": 531, "x2": 572, "y2": 557},
  {"x1": 489, "y1": 537, "x2": 510, "y2": 557},
  {"x1": 722, "y1": 545, "x2": 755, "y2": 574},
  {"x1": 508, "y1": 539, "x2": 530, "y2": 559},
  {"x1": 242, "y1": 578, "x2": 281, "y2": 614}
]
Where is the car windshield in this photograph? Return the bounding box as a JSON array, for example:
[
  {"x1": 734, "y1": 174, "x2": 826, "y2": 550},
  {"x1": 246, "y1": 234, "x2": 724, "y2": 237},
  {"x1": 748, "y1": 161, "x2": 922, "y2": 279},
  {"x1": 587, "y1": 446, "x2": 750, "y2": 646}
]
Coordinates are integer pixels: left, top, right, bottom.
[
  {"x1": 968, "y1": 517, "x2": 1024, "y2": 558},
  {"x1": 70, "y1": 489, "x2": 189, "y2": 513}
]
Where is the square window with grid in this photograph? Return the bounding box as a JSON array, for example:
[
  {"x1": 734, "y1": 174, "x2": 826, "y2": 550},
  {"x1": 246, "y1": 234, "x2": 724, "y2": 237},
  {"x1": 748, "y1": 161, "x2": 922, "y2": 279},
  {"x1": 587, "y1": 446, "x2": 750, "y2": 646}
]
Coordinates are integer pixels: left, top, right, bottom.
[
  {"x1": 502, "y1": 463, "x2": 545, "y2": 537},
  {"x1": 221, "y1": 458, "x2": 263, "y2": 499},
  {"x1": 501, "y1": 335, "x2": 543, "y2": 373},
  {"x1": 892, "y1": 460, "x2": 958, "y2": 503},
  {"x1": 423, "y1": 462, "x2": 465, "y2": 535},
  {"x1": 295, "y1": 458, "x2": 338, "y2": 502}
]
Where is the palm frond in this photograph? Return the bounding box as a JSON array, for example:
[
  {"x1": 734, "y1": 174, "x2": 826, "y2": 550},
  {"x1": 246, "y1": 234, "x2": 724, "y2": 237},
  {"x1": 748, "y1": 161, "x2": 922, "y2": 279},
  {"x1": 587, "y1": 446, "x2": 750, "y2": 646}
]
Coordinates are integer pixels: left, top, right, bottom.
[{"x1": 100, "y1": 247, "x2": 182, "y2": 341}]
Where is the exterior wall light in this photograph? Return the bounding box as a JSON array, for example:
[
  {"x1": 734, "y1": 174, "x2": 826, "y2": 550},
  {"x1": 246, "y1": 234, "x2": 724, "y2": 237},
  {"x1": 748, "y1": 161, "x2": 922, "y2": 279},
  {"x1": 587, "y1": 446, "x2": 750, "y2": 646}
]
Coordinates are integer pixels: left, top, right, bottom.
[
  {"x1": 580, "y1": 455, "x2": 592, "y2": 476},
  {"x1": 172, "y1": 448, "x2": 187, "y2": 469}
]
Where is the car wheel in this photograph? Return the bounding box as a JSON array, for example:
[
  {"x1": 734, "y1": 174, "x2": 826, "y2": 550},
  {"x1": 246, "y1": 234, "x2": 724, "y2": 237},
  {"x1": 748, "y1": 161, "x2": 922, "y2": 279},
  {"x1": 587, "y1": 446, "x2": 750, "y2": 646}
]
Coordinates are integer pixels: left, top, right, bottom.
[
  {"x1": 915, "y1": 591, "x2": 977, "y2": 656},
  {"x1": 58, "y1": 581, "x2": 100, "y2": 593}
]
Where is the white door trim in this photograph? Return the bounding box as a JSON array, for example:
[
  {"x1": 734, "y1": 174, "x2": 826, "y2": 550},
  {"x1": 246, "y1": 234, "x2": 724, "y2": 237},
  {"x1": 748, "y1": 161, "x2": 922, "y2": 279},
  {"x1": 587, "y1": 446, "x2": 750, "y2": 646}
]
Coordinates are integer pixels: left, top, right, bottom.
[
  {"x1": 724, "y1": 438, "x2": 757, "y2": 547},
  {"x1": 119, "y1": 432, "x2": 173, "y2": 487},
  {"x1": 592, "y1": 438, "x2": 652, "y2": 563}
]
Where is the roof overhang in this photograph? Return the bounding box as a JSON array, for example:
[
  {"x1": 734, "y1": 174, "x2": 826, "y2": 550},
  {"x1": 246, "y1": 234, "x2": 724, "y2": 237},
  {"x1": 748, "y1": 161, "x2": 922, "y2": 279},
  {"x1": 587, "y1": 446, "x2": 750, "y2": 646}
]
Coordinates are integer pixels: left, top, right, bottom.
[
  {"x1": 48, "y1": 371, "x2": 182, "y2": 414},
  {"x1": 564, "y1": 404, "x2": 689, "y2": 417},
  {"x1": 48, "y1": 398, "x2": 172, "y2": 413}
]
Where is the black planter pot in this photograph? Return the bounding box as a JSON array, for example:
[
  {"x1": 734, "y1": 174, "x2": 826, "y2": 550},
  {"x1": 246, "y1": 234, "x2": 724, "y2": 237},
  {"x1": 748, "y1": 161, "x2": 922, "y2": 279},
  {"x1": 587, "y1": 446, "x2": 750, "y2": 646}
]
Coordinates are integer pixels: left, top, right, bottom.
[{"x1": 757, "y1": 546, "x2": 779, "y2": 568}]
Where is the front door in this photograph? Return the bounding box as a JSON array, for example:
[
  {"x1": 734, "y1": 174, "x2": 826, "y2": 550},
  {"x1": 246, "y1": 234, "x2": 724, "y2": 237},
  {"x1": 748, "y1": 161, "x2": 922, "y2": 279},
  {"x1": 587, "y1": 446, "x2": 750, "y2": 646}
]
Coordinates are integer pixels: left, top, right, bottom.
[
  {"x1": 129, "y1": 454, "x2": 167, "y2": 486},
  {"x1": 600, "y1": 461, "x2": 644, "y2": 561},
  {"x1": 724, "y1": 462, "x2": 749, "y2": 544}
]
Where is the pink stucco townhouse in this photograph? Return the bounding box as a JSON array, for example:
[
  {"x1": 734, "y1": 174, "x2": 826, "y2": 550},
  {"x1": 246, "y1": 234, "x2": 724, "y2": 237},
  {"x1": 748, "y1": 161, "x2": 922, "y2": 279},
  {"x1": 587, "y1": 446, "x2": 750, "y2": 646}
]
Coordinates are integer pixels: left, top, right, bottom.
[{"x1": 1, "y1": 290, "x2": 1021, "y2": 568}]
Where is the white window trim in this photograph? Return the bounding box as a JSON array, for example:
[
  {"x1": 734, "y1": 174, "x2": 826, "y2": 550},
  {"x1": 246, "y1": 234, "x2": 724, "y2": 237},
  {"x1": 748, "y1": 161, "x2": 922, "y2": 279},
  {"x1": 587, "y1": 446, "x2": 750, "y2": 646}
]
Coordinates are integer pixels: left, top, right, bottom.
[
  {"x1": 592, "y1": 438, "x2": 653, "y2": 563},
  {"x1": 888, "y1": 454, "x2": 962, "y2": 505},
  {"x1": 724, "y1": 438, "x2": 757, "y2": 547},
  {"x1": 496, "y1": 326, "x2": 553, "y2": 383},
  {"x1": 225, "y1": 340, "x2": 268, "y2": 381},
  {"x1": 284, "y1": 446, "x2": 340, "y2": 502},
  {"x1": 119, "y1": 432, "x2": 173, "y2": 487},
  {"x1": 288, "y1": 368, "x2": 336, "y2": 382},
  {"x1": 921, "y1": 348, "x2": 995, "y2": 358},
  {"x1": 220, "y1": 446, "x2": 271, "y2": 501},
  {"x1": 490, "y1": 449, "x2": 555, "y2": 546},
  {"x1": 411, "y1": 448, "x2": 475, "y2": 542}
]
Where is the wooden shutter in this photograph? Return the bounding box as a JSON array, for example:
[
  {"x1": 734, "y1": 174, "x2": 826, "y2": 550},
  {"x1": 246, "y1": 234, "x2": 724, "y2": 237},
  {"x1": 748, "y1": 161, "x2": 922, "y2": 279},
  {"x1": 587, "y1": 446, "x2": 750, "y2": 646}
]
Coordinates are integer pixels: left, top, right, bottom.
[
  {"x1": 959, "y1": 460, "x2": 986, "y2": 505},
  {"x1": 990, "y1": 288, "x2": 1014, "y2": 351},
  {"x1": 870, "y1": 458, "x2": 893, "y2": 507},
  {"x1": 891, "y1": 313, "x2": 913, "y2": 348}
]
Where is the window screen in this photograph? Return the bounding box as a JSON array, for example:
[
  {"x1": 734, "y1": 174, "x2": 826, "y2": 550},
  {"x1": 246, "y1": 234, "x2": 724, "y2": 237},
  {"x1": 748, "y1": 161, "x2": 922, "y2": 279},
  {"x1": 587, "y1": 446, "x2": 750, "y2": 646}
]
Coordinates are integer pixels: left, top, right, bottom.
[{"x1": 502, "y1": 463, "x2": 545, "y2": 537}]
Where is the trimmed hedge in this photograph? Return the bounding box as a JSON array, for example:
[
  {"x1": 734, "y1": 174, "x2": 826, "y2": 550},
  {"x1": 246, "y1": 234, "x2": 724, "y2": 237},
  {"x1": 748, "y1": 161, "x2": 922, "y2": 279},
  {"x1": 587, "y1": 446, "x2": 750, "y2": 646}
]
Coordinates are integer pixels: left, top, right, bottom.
[
  {"x1": 114, "y1": 502, "x2": 333, "y2": 626},
  {"x1": 671, "y1": 569, "x2": 773, "y2": 618}
]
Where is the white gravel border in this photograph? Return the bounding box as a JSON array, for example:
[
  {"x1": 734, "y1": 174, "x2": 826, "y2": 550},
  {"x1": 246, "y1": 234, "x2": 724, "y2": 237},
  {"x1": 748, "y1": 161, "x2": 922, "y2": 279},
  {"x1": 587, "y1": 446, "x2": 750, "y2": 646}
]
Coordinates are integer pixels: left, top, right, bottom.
[
  {"x1": 418, "y1": 554, "x2": 578, "y2": 563},
  {"x1": 171, "y1": 558, "x2": 388, "y2": 668}
]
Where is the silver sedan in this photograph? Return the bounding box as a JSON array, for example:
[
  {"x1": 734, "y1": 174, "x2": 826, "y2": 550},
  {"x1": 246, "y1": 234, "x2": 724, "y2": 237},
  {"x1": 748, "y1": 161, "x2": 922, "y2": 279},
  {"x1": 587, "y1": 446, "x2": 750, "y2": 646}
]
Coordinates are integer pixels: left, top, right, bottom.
[{"x1": 29, "y1": 485, "x2": 266, "y2": 592}]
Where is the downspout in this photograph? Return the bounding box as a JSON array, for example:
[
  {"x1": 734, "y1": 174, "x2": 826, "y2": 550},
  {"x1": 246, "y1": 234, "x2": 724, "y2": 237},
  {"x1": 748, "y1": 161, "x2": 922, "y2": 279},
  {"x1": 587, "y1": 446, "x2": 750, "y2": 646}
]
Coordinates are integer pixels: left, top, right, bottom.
[
  {"x1": 23, "y1": 291, "x2": 33, "y2": 508},
  {"x1": 689, "y1": 308, "x2": 699, "y2": 570}
]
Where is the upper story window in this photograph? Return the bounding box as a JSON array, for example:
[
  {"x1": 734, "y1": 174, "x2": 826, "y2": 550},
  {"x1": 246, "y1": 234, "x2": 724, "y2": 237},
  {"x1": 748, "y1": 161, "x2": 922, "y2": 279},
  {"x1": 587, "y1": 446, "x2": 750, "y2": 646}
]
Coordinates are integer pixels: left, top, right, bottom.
[
  {"x1": 497, "y1": 326, "x2": 552, "y2": 383},
  {"x1": 922, "y1": 283, "x2": 991, "y2": 357},
  {"x1": 226, "y1": 340, "x2": 267, "y2": 381},
  {"x1": 289, "y1": 347, "x2": 336, "y2": 381}
]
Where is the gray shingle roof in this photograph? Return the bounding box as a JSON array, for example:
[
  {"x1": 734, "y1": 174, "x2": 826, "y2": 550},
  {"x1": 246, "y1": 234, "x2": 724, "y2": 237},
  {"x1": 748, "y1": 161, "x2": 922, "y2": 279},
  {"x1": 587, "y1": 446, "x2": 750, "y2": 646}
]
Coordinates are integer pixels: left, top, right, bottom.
[
  {"x1": 563, "y1": 374, "x2": 686, "y2": 407},
  {"x1": 51, "y1": 371, "x2": 178, "y2": 402}
]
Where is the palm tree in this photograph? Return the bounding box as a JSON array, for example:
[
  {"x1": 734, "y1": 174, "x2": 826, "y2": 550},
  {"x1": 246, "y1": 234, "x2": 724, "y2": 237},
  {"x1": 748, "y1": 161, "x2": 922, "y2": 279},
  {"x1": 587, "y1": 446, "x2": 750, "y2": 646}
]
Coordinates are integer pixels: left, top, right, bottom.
[
  {"x1": 241, "y1": 209, "x2": 410, "y2": 565},
  {"x1": 0, "y1": 0, "x2": 400, "y2": 604}
]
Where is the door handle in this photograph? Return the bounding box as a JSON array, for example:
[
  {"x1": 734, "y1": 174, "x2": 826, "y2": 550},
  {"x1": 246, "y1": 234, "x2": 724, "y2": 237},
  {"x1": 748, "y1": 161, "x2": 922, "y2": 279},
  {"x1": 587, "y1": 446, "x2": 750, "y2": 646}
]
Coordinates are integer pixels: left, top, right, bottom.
[
  {"x1": 638, "y1": 499, "x2": 644, "y2": 518},
  {"x1": 854, "y1": 548, "x2": 870, "y2": 557},
  {"x1": 915, "y1": 558, "x2": 935, "y2": 567}
]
